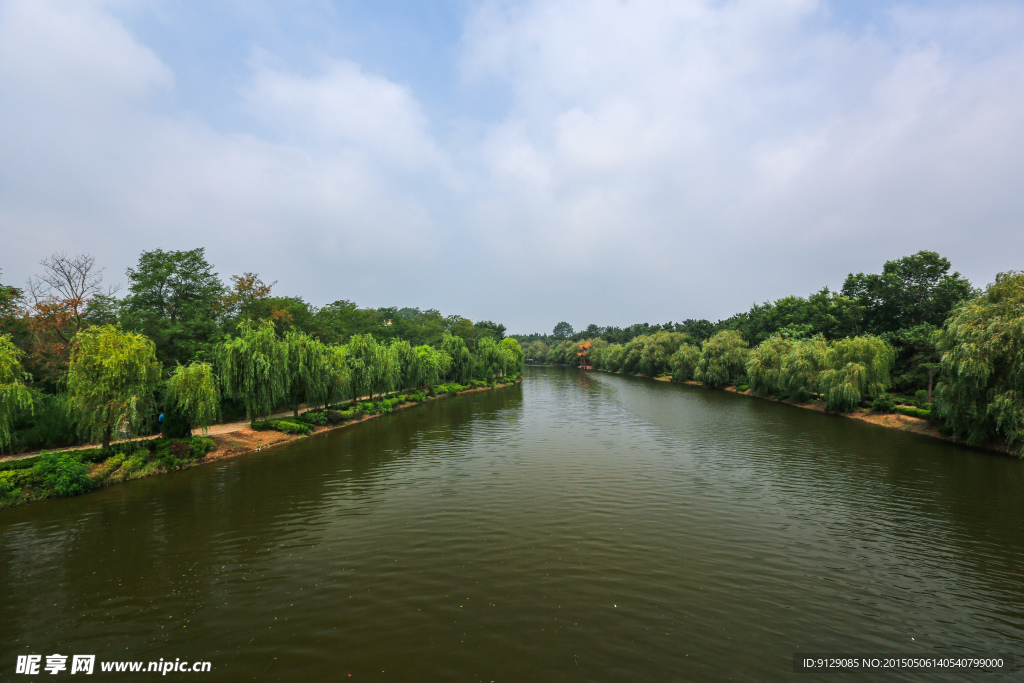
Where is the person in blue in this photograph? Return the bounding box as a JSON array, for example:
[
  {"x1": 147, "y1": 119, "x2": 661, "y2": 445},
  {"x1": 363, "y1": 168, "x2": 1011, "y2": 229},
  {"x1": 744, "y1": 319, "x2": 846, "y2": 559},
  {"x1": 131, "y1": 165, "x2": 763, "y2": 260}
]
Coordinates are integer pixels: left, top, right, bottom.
[{"x1": 158, "y1": 411, "x2": 165, "y2": 436}]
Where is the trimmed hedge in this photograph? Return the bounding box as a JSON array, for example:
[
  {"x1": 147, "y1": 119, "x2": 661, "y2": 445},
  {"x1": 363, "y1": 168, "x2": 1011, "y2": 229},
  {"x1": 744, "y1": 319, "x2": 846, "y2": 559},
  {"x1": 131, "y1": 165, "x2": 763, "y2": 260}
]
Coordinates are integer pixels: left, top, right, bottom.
[
  {"x1": 251, "y1": 419, "x2": 314, "y2": 436},
  {"x1": 896, "y1": 406, "x2": 932, "y2": 419}
]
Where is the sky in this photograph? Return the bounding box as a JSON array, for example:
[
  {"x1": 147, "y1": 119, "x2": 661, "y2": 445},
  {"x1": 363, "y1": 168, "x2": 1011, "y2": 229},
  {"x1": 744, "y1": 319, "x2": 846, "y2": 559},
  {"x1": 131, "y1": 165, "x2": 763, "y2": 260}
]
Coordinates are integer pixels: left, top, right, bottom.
[{"x1": 0, "y1": 0, "x2": 1021, "y2": 335}]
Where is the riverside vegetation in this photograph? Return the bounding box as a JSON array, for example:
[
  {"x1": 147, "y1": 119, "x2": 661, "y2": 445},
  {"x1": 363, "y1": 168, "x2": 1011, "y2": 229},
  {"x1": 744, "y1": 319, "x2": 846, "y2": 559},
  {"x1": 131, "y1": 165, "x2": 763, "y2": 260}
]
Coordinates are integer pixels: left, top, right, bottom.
[
  {"x1": 0, "y1": 248, "x2": 525, "y2": 509},
  {"x1": 518, "y1": 252, "x2": 1024, "y2": 457}
]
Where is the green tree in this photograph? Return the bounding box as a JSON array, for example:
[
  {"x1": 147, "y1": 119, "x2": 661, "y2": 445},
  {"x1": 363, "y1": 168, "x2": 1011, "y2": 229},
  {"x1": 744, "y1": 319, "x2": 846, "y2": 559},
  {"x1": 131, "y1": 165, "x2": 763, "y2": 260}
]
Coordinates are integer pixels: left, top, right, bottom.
[
  {"x1": 552, "y1": 321, "x2": 574, "y2": 340},
  {"x1": 695, "y1": 330, "x2": 749, "y2": 388},
  {"x1": 122, "y1": 248, "x2": 225, "y2": 366},
  {"x1": 216, "y1": 319, "x2": 289, "y2": 421},
  {"x1": 746, "y1": 335, "x2": 794, "y2": 396},
  {"x1": 780, "y1": 336, "x2": 830, "y2": 402},
  {"x1": 391, "y1": 339, "x2": 422, "y2": 391},
  {"x1": 164, "y1": 362, "x2": 220, "y2": 436},
  {"x1": 669, "y1": 343, "x2": 700, "y2": 381},
  {"x1": 416, "y1": 345, "x2": 451, "y2": 387},
  {"x1": 818, "y1": 336, "x2": 895, "y2": 412},
  {"x1": 498, "y1": 337, "x2": 525, "y2": 375},
  {"x1": 842, "y1": 250, "x2": 975, "y2": 334},
  {"x1": 284, "y1": 330, "x2": 332, "y2": 416},
  {"x1": 934, "y1": 272, "x2": 1024, "y2": 454},
  {"x1": 0, "y1": 334, "x2": 33, "y2": 450},
  {"x1": 67, "y1": 325, "x2": 162, "y2": 448},
  {"x1": 441, "y1": 334, "x2": 473, "y2": 384}
]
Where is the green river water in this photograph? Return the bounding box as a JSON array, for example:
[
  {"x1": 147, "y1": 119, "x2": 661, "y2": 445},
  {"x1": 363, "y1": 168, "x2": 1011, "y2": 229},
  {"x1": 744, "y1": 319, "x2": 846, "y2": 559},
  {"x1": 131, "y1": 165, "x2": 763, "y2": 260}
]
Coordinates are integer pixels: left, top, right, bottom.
[{"x1": 2, "y1": 366, "x2": 1022, "y2": 680}]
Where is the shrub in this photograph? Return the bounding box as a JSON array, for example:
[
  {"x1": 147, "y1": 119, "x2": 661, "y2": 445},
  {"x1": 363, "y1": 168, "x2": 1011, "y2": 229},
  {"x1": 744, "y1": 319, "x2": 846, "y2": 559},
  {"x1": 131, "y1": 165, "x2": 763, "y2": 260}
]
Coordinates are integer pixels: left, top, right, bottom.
[
  {"x1": 736, "y1": 385, "x2": 749, "y2": 392},
  {"x1": 0, "y1": 470, "x2": 23, "y2": 508},
  {"x1": 913, "y1": 390, "x2": 930, "y2": 409},
  {"x1": 298, "y1": 411, "x2": 328, "y2": 426},
  {"x1": 408, "y1": 392, "x2": 425, "y2": 403},
  {"x1": 250, "y1": 419, "x2": 313, "y2": 436},
  {"x1": 871, "y1": 393, "x2": 896, "y2": 414},
  {"x1": 92, "y1": 453, "x2": 126, "y2": 482},
  {"x1": 377, "y1": 400, "x2": 394, "y2": 414},
  {"x1": 33, "y1": 451, "x2": 92, "y2": 497},
  {"x1": 896, "y1": 406, "x2": 932, "y2": 419},
  {"x1": 357, "y1": 401, "x2": 377, "y2": 414}
]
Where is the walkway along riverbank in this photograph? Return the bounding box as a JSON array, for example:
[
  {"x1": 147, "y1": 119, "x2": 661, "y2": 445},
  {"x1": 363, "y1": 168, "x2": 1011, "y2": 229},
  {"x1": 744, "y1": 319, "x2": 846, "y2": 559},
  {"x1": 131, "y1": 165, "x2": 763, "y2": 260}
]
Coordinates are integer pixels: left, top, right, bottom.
[{"x1": 0, "y1": 379, "x2": 523, "y2": 511}]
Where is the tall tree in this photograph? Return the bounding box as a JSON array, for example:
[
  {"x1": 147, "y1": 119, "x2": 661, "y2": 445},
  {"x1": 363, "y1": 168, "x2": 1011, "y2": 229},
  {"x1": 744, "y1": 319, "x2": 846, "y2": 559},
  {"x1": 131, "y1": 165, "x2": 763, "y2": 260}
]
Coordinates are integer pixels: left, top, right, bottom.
[
  {"x1": 0, "y1": 334, "x2": 33, "y2": 450},
  {"x1": 935, "y1": 272, "x2": 1024, "y2": 454},
  {"x1": 216, "y1": 319, "x2": 289, "y2": 421},
  {"x1": 66, "y1": 325, "x2": 162, "y2": 449},
  {"x1": 842, "y1": 251, "x2": 975, "y2": 334},
  {"x1": 552, "y1": 321, "x2": 574, "y2": 339},
  {"x1": 284, "y1": 330, "x2": 332, "y2": 415},
  {"x1": 122, "y1": 248, "x2": 225, "y2": 366}
]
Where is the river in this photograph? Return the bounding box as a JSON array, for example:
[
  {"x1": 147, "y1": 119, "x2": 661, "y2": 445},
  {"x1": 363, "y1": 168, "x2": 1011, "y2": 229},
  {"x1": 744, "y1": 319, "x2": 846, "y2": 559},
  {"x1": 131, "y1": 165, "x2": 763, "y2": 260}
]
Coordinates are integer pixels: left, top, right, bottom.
[{"x1": 2, "y1": 366, "x2": 1022, "y2": 680}]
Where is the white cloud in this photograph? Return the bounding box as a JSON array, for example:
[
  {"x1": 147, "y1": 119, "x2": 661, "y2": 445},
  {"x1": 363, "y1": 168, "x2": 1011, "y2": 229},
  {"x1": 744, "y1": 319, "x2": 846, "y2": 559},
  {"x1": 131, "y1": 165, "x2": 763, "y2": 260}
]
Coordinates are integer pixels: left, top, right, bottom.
[{"x1": 0, "y1": 0, "x2": 1021, "y2": 332}]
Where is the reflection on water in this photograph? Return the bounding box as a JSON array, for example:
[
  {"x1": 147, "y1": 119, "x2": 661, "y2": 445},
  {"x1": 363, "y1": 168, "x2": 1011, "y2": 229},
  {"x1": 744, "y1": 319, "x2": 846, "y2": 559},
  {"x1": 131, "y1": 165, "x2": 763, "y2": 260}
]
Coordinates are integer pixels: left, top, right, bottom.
[{"x1": 1, "y1": 367, "x2": 1022, "y2": 681}]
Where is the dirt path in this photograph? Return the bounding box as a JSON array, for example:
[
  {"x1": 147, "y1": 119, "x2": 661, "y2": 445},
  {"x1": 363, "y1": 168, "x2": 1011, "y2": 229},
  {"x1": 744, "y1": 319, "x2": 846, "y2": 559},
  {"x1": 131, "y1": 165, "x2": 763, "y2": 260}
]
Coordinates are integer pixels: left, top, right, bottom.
[{"x1": 0, "y1": 405, "x2": 321, "y2": 463}]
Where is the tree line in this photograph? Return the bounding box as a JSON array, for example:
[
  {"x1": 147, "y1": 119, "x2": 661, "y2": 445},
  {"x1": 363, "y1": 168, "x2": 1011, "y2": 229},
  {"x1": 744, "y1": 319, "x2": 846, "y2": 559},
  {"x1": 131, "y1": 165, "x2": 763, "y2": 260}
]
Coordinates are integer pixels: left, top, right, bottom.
[
  {"x1": 518, "y1": 252, "x2": 1024, "y2": 456},
  {"x1": 0, "y1": 249, "x2": 523, "y2": 452}
]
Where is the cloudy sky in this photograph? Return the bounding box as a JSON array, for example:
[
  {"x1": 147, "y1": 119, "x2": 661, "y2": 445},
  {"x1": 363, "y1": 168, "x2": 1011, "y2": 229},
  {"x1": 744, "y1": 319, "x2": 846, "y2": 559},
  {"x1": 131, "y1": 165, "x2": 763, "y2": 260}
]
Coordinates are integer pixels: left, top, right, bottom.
[{"x1": 1, "y1": 0, "x2": 1021, "y2": 334}]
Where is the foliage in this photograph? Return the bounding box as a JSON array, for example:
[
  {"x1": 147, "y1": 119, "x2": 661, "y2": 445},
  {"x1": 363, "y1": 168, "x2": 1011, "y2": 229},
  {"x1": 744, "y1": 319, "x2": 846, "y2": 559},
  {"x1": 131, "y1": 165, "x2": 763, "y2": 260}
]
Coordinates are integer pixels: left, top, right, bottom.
[
  {"x1": 297, "y1": 410, "x2": 328, "y2": 426},
  {"x1": 0, "y1": 334, "x2": 34, "y2": 450},
  {"x1": 669, "y1": 343, "x2": 700, "y2": 382},
  {"x1": 216, "y1": 319, "x2": 289, "y2": 420},
  {"x1": 818, "y1": 336, "x2": 895, "y2": 412},
  {"x1": 121, "y1": 248, "x2": 225, "y2": 366},
  {"x1": 165, "y1": 362, "x2": 220, "y2": 435},
  {"x1": 33, "y1": 451, "x2": 92, "y2": 497},
  {"x1": 780, "y1": 336, "x2": 830, "y2": 402},
  {"x1": 934, "y1": 272, "x2": 1024, "y2": 454},
  {"x1": 842, "y1": 250, "x2": 976, "y2": 334},
  {"x1": 441, "y1": 334, "x2": 473, "y2": 384},
  {"x1": 250, "y1": 419, "x2": 313, "y2": 436},
  {"x1": 284, "y1": 330, "x2": 332, "y2": 414},
  {"x1": 67, "y1": 325, "x2": 162, "y2": 448},
  {"x1": 695, "y1": 330, "x2": 749, "y2": 388},
  {"x1": 871, "y1": 393, "x2": 896, "y2": 414},
  {"x1": 895, "y1": 406, "x2": 932, "y2": 419},
  {"x1": 745, "y1": 335, "x2": 793, "y2": 396},
  {"x1": 552, "y1": 321, "x2": 574, "y2": 339}
]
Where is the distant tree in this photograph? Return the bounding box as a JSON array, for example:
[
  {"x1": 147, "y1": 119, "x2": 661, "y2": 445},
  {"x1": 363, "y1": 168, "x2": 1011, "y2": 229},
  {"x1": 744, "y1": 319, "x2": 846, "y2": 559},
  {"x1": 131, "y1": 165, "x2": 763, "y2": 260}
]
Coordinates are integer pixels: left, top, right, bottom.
[
  {"x1": 0, "y1": 269, "x2": 23, "y2": 333},
  {"x1": 216, "y1": 319, "x2": 289, "y2": 421},
  {"x1": 24, "y1": 253, "x2": 117, "y2": 386},
  {"x1": 0, "y1": 334, "x2": 33, "y2": 450},
  {"x1": 842, "y1": 250, "x2": 975, "y2": 334},
  {"x1": 552, "y1": 321, "x2": 574, "y2": 339},
  {"x1": 164, "y1": 362, "x2": 220, "y2": 436},
  {"x1": 678, "y1": 319, "x2": 715, "y2": 345},
  {"x1": 446, "y1": 316, "x2": 478, "y2": 350},
  {"x1": 935, "y1": 272, "x2": 1024, "y2": 454},
  {"x1": 67, "y1": 325, "x2": 161, "y2": 449},
  {"x1": 122, "y1": 248, "x2": 225, "y2": 366},
  {"x1": 475, "y1": 320, "x2": 507, "y2": 342},
  {"x1": 695, "y1": 330, "x2": 749, "y2": 388}
]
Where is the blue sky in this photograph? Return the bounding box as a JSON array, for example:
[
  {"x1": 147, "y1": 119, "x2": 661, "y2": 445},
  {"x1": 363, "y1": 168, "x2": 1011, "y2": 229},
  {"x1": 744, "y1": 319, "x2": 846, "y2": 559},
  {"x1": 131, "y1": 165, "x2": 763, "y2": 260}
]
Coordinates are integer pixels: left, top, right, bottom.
[{"x1": 1, "y1": 0, "x2": 1022, "y2": 334}]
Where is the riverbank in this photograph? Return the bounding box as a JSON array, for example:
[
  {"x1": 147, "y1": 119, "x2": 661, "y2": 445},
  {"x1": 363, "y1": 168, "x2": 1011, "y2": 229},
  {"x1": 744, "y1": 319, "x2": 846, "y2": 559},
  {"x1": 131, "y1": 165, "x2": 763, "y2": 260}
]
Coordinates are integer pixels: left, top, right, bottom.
[
  {"x1": 643, "y1": 372, "x2": 1013, "y2": 456},
  {"x1": 0, "y1": 378, "x2": 523, "y2": 510}
]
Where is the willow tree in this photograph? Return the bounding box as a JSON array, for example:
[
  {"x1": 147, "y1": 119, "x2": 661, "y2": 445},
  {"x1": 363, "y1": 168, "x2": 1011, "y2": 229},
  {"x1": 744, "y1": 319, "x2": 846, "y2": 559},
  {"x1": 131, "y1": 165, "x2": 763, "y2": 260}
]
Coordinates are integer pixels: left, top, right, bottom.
[
  {"x1": 935, "y1": 272, "x2": 1024, "y2": 454},
  {"x1": 441, "y1": 334, "x2": 473, "y2": 384},
  {"x1": 326, "y1": 345, "x2": 351, "y2": 406},
  {"x1": 413, "y1": 345, "x2": 445, "y2": 387},
  {"x1": 0, "y1": 334, "x2": 33, "y2": 450},
  {"x1": 345, "y1": 334, "x2": 376, "y2": 401},
  {"x1": 164, "y1": 362, "x2": 220, "y2": 436},
  {"x1": 371, "y1": 341, "x2": 400, "y2": 398},
  {"x1": 499, "y1": 337, "x2": 525, "y2": 375},
  {"x1": 391, "y1": 339, "x2": 422, "y2": 391},
  {"x1": 668, "y1": 343, "x2": 700, "y2": 381},
  {"x1": 476, "y1": 338, "x2": 501, "y2": 380},
  {"x1": 67, "y1": 325, "x2": 162, "y2": 448},
  {"x1": 216, "y1": 319, "x2": 289, "y2": 421},
  {"x1": 285, "y1": 330, "x2": 332, "y2": 416},
  {"x1": 746, "y1": 335, "x2": 794, "y2": 395},
  {"x1": 695, "y1": 330, "x2": 749, "y2": 388},
  {"x1": 818, "y1": 336, "x2": 895, "y2": 412},
  {"x1": 779, "y1": 335, "x2": 830, "y2": 401}
]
